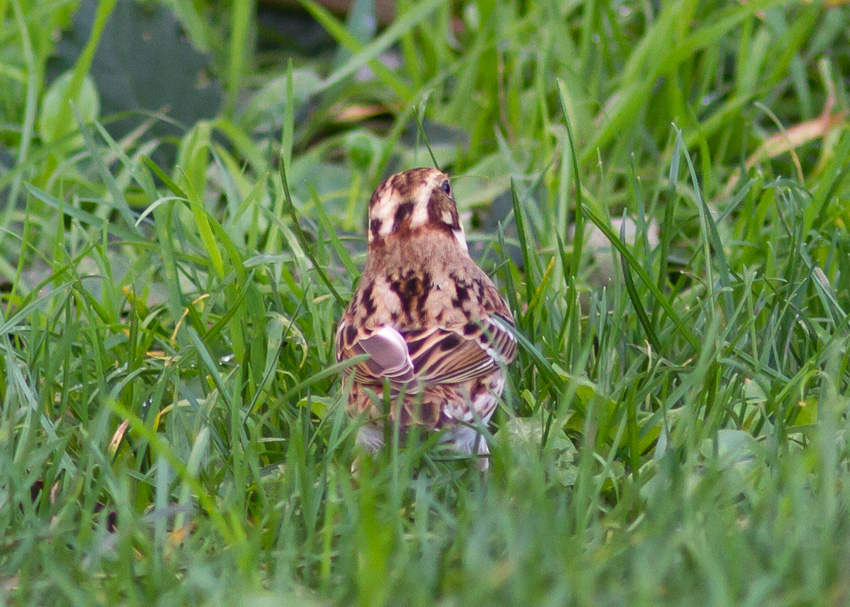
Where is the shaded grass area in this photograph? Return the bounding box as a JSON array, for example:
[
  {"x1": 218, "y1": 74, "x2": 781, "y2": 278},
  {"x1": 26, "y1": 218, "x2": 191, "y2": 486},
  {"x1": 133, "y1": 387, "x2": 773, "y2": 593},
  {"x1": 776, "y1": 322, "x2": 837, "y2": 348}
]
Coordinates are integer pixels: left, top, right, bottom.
[{"x1": 2, "y1": 1, "x2": 850, "y2": 605}]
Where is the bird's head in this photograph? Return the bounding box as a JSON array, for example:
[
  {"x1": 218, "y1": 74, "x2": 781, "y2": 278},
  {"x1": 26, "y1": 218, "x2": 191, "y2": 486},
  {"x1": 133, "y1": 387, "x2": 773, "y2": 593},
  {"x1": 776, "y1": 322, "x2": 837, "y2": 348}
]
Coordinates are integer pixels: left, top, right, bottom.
[{"x1": 366, "y1": 168, "x2": 467, "y2": 252}]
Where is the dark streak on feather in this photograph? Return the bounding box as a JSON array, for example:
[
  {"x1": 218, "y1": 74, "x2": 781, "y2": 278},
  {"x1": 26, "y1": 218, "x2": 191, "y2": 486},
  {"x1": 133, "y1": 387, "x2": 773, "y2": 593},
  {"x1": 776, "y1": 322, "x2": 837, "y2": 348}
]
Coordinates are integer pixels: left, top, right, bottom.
[
  {"x1": 388, "y1": 270, "x2": 432, "y2": 321},
  {"x1": 450, "y1": 272, "x2": 472, "y2": 309},
  {"x1": 472, "y1": 277, "x2": 485, "y2": 300},
  {"x1": 368, "y1": 189, "x2": 382, "y2": 208},
  {"x1": 439, "y1": 334, "x2": 461, "y2": 350},
  {"x1": 393, "y1": 202, "x2": 414, "y2": 232},
  {"x1": 391, "y1": 173, "x2": 407, "y2": 193},
  {"x1": 361, "y1": 283, "x2": 376, "y2": 317},
  {"x1": 427, "y1": 190, "x2": 460, "y2": 234}
]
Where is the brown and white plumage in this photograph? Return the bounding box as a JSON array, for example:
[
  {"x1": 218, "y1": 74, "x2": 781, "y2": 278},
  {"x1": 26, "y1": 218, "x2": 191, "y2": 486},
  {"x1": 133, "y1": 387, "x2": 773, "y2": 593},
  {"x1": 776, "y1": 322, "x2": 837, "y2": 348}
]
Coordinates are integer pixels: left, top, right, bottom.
[{"x1": 335, "y1": 168, "x2": 516, "y2": 468}]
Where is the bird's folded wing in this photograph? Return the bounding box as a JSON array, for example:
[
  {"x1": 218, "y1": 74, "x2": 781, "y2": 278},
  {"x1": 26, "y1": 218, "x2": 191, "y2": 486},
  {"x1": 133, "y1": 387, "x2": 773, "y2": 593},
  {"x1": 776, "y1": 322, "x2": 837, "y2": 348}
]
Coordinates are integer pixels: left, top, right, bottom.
[
  {"x1": 336, "y1": 323, "x2": 420, "y2": 391},
  {"x1": 405, "y1": 314, "x2": 517, "y2": 385},
  {"x1": 336, "y1": 314, "x2": 516, "y2": 389}
]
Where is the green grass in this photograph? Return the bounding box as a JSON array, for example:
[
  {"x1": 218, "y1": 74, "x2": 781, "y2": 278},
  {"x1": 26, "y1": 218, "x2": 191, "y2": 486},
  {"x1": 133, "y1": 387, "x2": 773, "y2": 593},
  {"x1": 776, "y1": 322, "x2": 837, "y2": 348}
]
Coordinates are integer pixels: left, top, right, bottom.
[{"x1": 2, "y1": 0, "x2": 850, "y2": 605}]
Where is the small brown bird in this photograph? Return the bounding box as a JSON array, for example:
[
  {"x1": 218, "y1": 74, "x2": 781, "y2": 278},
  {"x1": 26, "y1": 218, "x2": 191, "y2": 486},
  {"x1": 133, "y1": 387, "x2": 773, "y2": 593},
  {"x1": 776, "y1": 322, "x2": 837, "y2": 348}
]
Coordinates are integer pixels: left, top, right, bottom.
[{"x1": 335, "y1": 168, "x2": 517, "y2": 468}]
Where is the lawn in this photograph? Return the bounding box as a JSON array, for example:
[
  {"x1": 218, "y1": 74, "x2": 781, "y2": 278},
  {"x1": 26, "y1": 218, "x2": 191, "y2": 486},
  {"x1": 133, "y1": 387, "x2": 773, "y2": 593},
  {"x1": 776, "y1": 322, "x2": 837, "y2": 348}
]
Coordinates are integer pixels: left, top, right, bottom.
[{"x1": 2, "y1": 0, "x2": 850, "y2": 605}]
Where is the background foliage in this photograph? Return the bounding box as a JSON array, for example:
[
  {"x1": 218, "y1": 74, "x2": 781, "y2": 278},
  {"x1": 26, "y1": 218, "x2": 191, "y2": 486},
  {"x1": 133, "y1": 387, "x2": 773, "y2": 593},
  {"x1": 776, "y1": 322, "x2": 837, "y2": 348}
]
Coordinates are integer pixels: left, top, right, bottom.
[{"x1": 2, "y1": 0, "x2": 850, "y2": 605}]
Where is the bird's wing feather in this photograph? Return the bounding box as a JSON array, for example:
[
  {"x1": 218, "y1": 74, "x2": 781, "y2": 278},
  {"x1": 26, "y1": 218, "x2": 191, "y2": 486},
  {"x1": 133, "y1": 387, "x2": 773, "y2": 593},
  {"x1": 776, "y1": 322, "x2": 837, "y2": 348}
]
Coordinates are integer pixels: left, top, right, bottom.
[
  {"x1": 336, "y1": 322, "x2": 420, "y2": 391},
  {"x1": 405, "y1": 314, "x2": 517, "y2": 385},
  {"x1": 337, "y1": 315, "x2": 516, "y2": 389}
]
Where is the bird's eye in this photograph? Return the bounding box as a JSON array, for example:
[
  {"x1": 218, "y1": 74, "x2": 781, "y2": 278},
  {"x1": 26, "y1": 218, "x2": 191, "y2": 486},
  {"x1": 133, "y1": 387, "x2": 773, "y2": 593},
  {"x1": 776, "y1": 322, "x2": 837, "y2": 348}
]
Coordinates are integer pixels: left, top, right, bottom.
[{"x1": 440, "y1": 180, "x2": 451, "y2": 196}]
